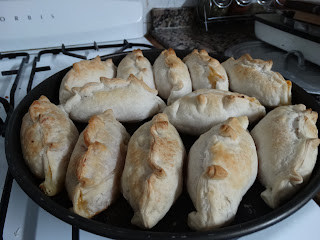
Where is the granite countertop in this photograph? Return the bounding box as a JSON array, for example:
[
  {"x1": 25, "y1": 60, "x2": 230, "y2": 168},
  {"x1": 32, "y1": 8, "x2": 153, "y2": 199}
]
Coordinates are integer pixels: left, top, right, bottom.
[
  {"x1": 148, "y1": 7, "x2": 320, "y2": 205},
  {"x1": 150, "y1": 8, "x2": 256, "y2": 55},
  {"x1": 149, "y1": 7, "x2": 320, "y2": 104}
]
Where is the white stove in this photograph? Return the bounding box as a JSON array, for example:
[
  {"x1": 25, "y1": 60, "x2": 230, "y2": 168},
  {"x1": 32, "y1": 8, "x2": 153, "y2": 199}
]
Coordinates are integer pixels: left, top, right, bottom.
[
  {"x1": 0, "y1": 38, "x2": 155, "y2": 240},
  {"x1": 1, "y1": 1, "x2": 320, "y2": 240}
]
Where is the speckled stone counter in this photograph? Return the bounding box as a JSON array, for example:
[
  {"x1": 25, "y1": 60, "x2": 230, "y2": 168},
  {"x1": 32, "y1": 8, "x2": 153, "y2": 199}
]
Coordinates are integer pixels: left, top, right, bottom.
[
  {"x1": 150, "y1": 7, "x2": 256, "y2": 55},
  {"x1": 151, "y1": 27, "x2": 255, "y2": 55}
]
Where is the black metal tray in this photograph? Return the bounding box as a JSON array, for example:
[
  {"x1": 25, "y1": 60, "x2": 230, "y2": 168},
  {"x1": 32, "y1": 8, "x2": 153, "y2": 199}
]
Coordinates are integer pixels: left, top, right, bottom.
[{"x1": 5, "y1": 49, "x2": 320, "y2": 239}]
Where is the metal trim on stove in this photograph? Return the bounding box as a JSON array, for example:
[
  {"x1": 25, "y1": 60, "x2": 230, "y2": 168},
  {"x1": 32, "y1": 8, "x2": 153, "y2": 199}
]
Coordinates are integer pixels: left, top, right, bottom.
[
  {"x1": 0, "y1": 51, "x2": 30, "y2": 240},
  {"x1": 0, "y1": 40, "x2": 154, "y2": 240},
  {"x1": 0, "y1": 172, "x2": 13, "y2": 240},
  {"x1": 0, "y1": 52, "x2": 30, "y2": 136},
  {"x1": 27, "y1": 40, "x2": 155, "y2": 92}
]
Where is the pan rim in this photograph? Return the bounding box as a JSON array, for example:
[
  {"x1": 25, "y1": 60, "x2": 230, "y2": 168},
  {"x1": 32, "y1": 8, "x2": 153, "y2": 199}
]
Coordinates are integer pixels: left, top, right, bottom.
[{"x1": 5, "y1": 49, "x2": 320, "y2": 239}]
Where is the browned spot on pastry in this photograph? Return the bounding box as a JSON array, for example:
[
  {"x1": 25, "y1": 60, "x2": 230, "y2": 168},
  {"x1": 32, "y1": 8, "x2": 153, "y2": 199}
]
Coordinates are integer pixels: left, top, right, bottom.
[
  {"x1": 226, "y1": 95, "x2": 235, "y2": 102},
  {"x1": 39, "y1": 164, "x2": 54, "y2": 195},
  {"x1": 153, "y1": 113, "x2": 169, "y2": 122},
  {"x1": 209, "y1": 142, "x2": 246, "y2": 188},
  {"x1": 206, "y1": 164, "x2": 228, "y2": 179},
  {"x1": 208, "y1": 66, "x2": 223, "y2": 88},
  {"x1": 148, "y1": 116, "x2": 181, "y2": 172},
  {"x1": 219, "y1": 124, "x2": 237, "y2": 140},
  {"x1": 164, "y1": 48, "x2": 176, "y2": 58},
  {"x1": 93, "y1": 55, "x2": 101, "y2": 62},
  {"x1": 199, "y1": 49, "x2": 211, "y2": 62},
  {"x1": 286, "y1": 80, "x2": 292, "y2": 89},
  {"x1": 39, "y1": 95, "x2": 50, "y2": 102},
  {"x1": 247, "y1": 97, "x2": 256, "y2": 102},
  {"x1": 146, "y1": 175, "x2": 158, "y2": 203},
  {"x1": 165, "y1": 56, "x2": 180, "y2": 69},
  {"x1": 196, "y1": 94, "x2": 207, "y2": 106},
  {"x1": 73, "y1": 62, "x2": 81, "y2": 73},
  {"x1": 303, "y1": 109, "x2": 318, "y2": 123},
  {"x1": 133, "y1": 49, "x2": 143, "y2": 55},
  {"x1": 136, "y1": 56, "x2": 144, "y2": 61},
  {"x1": 199, "y1": 49, "x2": 208, "y2": 56},
  {"x1": 241, "y1": 54, "x2": 253, "y2": 61},
  {"x1": 76, "y1": 190, "x2": 89, "y2": 216},
  {"x1": 76, "y1": 142, "x2": 108, "y2": 187},
  {"x1": 192, "y1": 49, "x2": 199, "y2": 54},
  {"x1": 127, "y1": 74, "x2": 158, "y2": 95},
  {"x1": 83, "y1": 115, "x2": 105, "y2": 147},
  {"x1": 222, "y1": 95, "x2": 237, "y2": 109}
]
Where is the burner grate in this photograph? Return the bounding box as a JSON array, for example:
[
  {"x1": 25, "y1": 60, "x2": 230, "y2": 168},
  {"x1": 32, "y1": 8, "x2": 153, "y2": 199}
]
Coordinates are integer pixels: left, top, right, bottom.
[
  {"x1": 0, "y1": 40, "x2": 154, "y2": 240},
  {"x1": 27, "y1": 40, "x2": 155, "y2": 92},
  {"x1": 0, "y1": 52, "x2": 30, "y2": 135}
]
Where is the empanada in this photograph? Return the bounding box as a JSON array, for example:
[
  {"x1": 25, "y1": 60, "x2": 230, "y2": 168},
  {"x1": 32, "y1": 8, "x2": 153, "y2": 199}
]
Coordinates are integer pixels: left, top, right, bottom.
[
  {"x1": 221, "y1": 54, "x2": 292, "y2": 108},
  {"x1": 20, "y1": 95, "x2": 79, "y2": 196},
  {"x1": 187, "y1": 117, "x2": 258, "y2": 231},
  {"x1": 65, "y1": 110, "x2": 130, "y2": 218},
  {"x1": 183, "y1": 49, "x2": 228, "y2": 91},
  {"x1": 59, "y1": 56, "x2": 116, "y2": 104},
  {"x1": 121, "y1": 113, "x2": 186, "y2": 229},
  {"x1": 153, "y1": 48, "x2": 192, "y2": 105},
  {"x1": 251, "y1": 104, "x2": 320, "y2": 208},
  {"x1": 63, "y1": 74, "x2": 166, "y2": 123},
  {"x1": 116, "y1": 49, "x2": 155, "y2": 89},
  {"x1": 163, "y1": 88, "x2": 266, "y2": 136}
]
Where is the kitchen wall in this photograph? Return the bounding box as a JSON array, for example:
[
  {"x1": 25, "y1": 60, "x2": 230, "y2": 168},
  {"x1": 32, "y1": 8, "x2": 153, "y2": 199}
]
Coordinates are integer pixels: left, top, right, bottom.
[{"x1": 141, "y1": 0, "x2": 197, "y2": 34}]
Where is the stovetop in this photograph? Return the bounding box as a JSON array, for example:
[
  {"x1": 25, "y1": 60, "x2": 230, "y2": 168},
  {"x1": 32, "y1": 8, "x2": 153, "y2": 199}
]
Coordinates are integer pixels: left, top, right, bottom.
[
  {"x1": 1, "y1": 37, "x2": 320, "y2": 240},
  {"x1": 0, "y1": 38, "x2": 155, "y2": 240}
]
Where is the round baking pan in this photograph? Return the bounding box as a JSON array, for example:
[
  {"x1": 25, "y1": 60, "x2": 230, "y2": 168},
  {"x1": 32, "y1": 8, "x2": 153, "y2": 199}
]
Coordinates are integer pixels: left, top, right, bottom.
[{"x1": 5, "y1": 49, "x2": 320, "y2": 239}]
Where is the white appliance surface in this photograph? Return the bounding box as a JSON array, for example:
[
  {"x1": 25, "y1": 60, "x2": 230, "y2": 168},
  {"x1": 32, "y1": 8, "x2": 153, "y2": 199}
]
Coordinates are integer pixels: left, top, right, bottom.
[
  {"x1": 0, "y1": 37, "x2": 154, "y2": 240},
  {"x1": 0, "y1": 0, "x2": 144, "y2": 52}
]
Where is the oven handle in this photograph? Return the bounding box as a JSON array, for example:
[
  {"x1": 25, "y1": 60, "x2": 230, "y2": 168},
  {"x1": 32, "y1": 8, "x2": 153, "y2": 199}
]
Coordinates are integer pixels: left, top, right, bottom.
[{"x1": 0, "y1": 97, "x2": 13, "y2": 137}]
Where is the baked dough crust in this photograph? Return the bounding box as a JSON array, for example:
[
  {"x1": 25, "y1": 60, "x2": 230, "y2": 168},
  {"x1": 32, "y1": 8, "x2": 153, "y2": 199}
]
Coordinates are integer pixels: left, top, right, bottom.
[
  {"x1": 163, "y1": 88, "x2": 266, "y2": 135},
  {"x1": 59, "y1": 56, "x2": 116, "y2": 104},
  {"x1": 153, "y1": 48, "x2": 192, "y2": 105},
  {"x1": 121, "y1": 113, "x2": 186, "y2": 229},
  {"x1": 183, "y1": 49, "x2": 228, "y2": 91},
  {"x1": 63, "y1": 74, "x2": 166, "y2": 122},
  {"x1": 117, "y1": 49, "x2": 155, "y2": 89},
  {"x1": 251, "y1": 105, "x2": 320, "y2": 208},
  {"x1": 187, "y1": 117, "x2": 258, "y2": 231},
  {"x1": 65, "y1": 110, "x2": 130, "y2": 218},
  {"x1": 222, "y1": 54, "x2": 292, "y2": 108},
  {"x1": 20, "y1": 95, "x2": 79, "y2": 196}
]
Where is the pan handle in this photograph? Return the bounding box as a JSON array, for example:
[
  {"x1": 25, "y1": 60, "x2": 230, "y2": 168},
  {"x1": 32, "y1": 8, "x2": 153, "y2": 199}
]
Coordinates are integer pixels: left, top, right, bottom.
[{"x1": 0, "y1": 97, "x2": 13, "y2": 137}]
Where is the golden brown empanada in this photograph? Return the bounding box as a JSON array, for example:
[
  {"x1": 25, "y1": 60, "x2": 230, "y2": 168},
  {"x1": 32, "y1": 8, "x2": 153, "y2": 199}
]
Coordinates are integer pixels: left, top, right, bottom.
[
  {"x1": 20, "y1": 95, "x2": 79, "y2": 196},
  {"x1": 187, "y1": 116, "x2": 258, "y2": 231},
  {"x1": 65, "y1": 110, "x2": 130, "y2": 218},
  {"x1": 163, "y1": 88, "x2": 266, "y2": 136},
  {"x1": 183, "y1": 49, "x2": 228, "y2": 91},
  {"x1": 121, "y1": 113, "x2": 186, "y2": 229},
  {"x1": 153, "y1": 48, "x2": 192, "y2": 105},
  {"x1": 251, "y1": 104, "x2": 320, "y2": 208},
  {"x1": 59, "y1": 56, "x2": 116, "y2": 104},
  {"x1": 63, "y1": 74, "x2": 166, "y2": 123},
  {"x1": 116, "y1": 49, "x2": 155, "y2": 89},
  {"x1": 221, "y1": 54, "x2": 292, "y2": 108}
]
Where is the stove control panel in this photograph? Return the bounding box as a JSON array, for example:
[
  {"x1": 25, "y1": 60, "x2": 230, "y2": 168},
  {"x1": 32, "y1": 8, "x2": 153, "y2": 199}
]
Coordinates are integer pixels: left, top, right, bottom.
[{"x1": 0, "y1": 0, "x2": 144, "y2": 52}]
